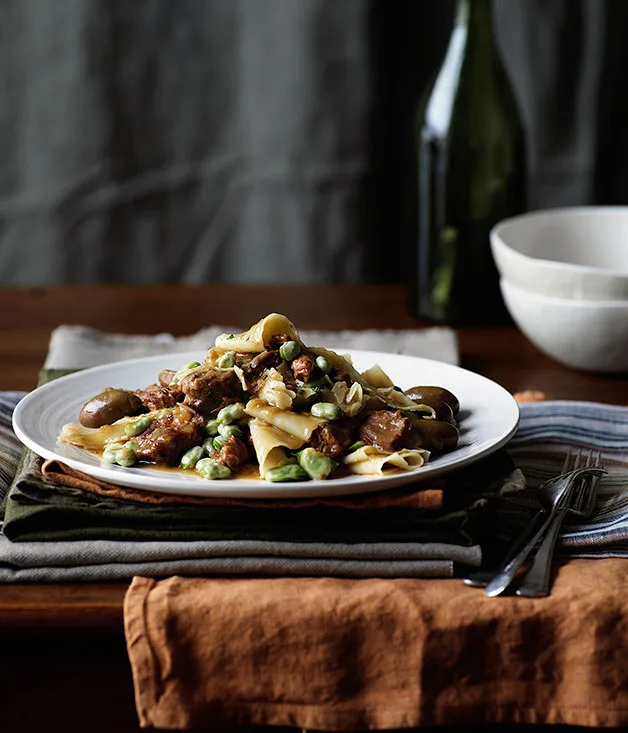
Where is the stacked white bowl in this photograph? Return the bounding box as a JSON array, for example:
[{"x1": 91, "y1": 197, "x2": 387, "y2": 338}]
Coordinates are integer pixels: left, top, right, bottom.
[{"x1": 490, "y1": 207, "x2": 628, "y2": 373}]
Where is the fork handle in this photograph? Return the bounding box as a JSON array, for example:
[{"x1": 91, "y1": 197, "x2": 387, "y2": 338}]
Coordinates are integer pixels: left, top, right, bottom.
[
  {"x1": 515, "y1": 505, "x2": 568, "y2": 598},
  {"x1": 484, "y1": 509, "x2": 552, "y2": 597}
]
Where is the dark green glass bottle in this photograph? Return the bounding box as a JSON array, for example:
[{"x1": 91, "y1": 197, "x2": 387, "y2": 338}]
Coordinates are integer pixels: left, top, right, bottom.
[{"x1": 407, "y1": 0, "x2": 527, "y2": 326}]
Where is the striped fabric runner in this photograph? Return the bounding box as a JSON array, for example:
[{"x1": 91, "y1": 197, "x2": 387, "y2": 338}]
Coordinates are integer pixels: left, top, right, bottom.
[
  {"x1": 509, "y1": 400, "x2": 628, "y2": 557},
  {"x1": 1, "y1": 392, "x2": 628, "y2": 556}
]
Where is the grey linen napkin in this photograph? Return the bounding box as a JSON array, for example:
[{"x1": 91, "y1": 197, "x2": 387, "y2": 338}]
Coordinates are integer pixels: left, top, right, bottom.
[
  {"x1": 44, "y1": 324, "x2": 460, "y2": 369},
  {"x1": 0, "y1": 325, "x2": 478, "y2": 581}
]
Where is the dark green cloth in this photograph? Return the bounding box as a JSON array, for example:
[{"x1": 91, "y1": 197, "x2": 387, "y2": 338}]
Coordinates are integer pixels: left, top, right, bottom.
[{"x1": 3, "y1": 448, "x2": 486, "y2": 544}]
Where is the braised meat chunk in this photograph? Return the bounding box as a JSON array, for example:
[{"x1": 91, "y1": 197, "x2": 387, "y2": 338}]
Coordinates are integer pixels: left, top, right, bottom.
[
  {"x1": 216, "y1": 435, "x2": 250, "y2": 470},
  {"x1": 310, "y1": 422, "x2": 353, "y2": 459},
  {"x1": 331, "y1": 367, "x2": 353, "y2": 386},
  {"x1": 135, "y1": 383, "x2": 183, "y2": 411},
  {"x1": 240, "y1": 350, "x2": 282, "y2": 395},
  {"x1": 291, "y1": 353, "x2": 316, "y2": 382},
  {"x1": 358, "y1": 410, "x2": 420, "y2": 453},
  {"x1": 134, "y1": 404, "x2": 204, "y2": 465},
  {"x1": 179, "y1": 366, "x2": 247, "y2": 416},
  {"x1": 158, "y1": 369, "x2": 177, "y2": 387}
]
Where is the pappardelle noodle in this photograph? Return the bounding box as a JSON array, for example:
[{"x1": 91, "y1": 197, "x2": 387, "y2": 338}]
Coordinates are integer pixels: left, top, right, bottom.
[{"x1": 60, "y1": 314, "x2": 461, "y2": 482}]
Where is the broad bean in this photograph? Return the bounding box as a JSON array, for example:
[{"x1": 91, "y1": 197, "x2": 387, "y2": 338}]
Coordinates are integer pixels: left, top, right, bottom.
[
  {"x1": 115, "y1": 446, "x2": 137, "y2": 467},
  {"x1": 180, "y1": 445, "x2": 206, "y2": 469},
  {"x1": 204, "y1": 418, "x2": 221, "y2": 436},
  {"x1": 315, "y1": 356, "x2": 332, "y2": 374},
  {"x1": 212, "y1": 435, "x2": 226, "y2": 450},
  {"x1": 311, "y1": 402, "x2": 342, "y2": 420},
  {"x1": 279, "y1": 340, "x2": 301, "y2": 361},
  {"x1": 217, "y1": 402, "x2": 245, "y2": 424},
  {"x1": 102, "y1": 444, "x2": 125, "y2": 463},
  {"x1": 196, "y1": 458, "x2": 232, "y2": 480},
  {"x1": 218, "y1": 423, "x2": 244, "y2": 439},
  {"x1": 218, "y1": 351, "x2": 236, "y2": 369},
  {"x1": 104, "y1": 440, "x2": 140, "y2": 467},
  {"x1": 125, "y1": 415, "x2": 153, "y2": 437},
  {"x1": 297, "y1": 447, "x2": 338, "y2": 480},
  {"x1": 265, "y1": 463, "x2": 309, "y2": 482}
]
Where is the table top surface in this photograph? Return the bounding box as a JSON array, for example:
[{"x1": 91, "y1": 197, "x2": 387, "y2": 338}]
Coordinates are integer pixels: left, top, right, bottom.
[{"x1": 3, "y1": 283, "x2": 628, "y2": 625}]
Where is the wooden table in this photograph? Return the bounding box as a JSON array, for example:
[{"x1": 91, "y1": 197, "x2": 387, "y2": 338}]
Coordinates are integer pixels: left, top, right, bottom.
[{"x1": 3, "y1": 284, "x2": 628, "y2": 732}]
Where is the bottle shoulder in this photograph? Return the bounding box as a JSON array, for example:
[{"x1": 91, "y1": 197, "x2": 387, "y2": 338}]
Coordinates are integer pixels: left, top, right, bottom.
[
  {"x1": 418, "y1": 26, "x2": 524, "y2": 142},
  {"x1": 420, "y1": 62, "x2": 525, "y2": 147}
]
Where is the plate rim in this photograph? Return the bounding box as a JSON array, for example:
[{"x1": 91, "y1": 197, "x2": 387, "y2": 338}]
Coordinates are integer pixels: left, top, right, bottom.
[{"x1": 12, "y1": 349, "x2": 520, "y2": 499}]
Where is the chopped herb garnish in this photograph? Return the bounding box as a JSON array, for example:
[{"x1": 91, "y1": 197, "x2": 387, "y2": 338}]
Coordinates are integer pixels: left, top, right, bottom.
[{"x1": 226, "y1": 334, "x2": 234, "y2": 340}]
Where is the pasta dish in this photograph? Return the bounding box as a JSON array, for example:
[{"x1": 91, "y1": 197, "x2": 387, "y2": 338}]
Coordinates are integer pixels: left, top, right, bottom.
[{"x1": 59, "y1": 314, "x2": 460, "y2": 482}]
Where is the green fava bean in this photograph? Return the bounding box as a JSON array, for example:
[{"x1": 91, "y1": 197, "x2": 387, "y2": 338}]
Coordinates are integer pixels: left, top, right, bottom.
[
  {"x1": 204, "y1": 419, "x2": 220, "y2": 437},
  {"x1": 212, "y1": 435, "x2": 226, "y2": 450},
  {"x1": 113, "y1": 446, "x2": 137, "y2": 467},
  {"x1": 297, "y1": 447, "x2": 338, "y2": 480},
  {"x1": 102, "y1": 444, "x2": 124, "y2": 463},
  {"x1": 202, "y1": 437, "x2": 216, "y2": 454},
  {"x1": 311, "y1": 402, "x2": 342, "y2": 420},
  {"x1": 196, "y1": 458, "x2": 232, "y2": 480},
  {"x1": 279, "y1": 340, "x2": 301, "y2": 361},
  {"x1": 218, "y1": 423, "x2": 244, "y2": 439},
  {"x1": 218, "y1": 351, "x2": 236, "y2": 369},
  {"x1": 217, "y1": 402, "x2": 245, "y2": 424},
  {"x1": 180, "y1": 445, "x2": 206, "y2": 469},
  {"x1": 265, "y1": 464, "x2": 309, "y2": 482},
  {"x1": 315, "y1": 356, "x2": 332, "y2": 374},
  {"x1": 125, "y1": 415, "x2": 152, "y2": 437}
]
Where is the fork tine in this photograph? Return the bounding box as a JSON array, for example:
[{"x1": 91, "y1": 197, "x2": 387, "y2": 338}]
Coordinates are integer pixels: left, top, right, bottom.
[
  {"x1": 556, "y1": 448, "x2": 582, "y2": 511},
  {"x1": 561, "y1": 446, "x2": 582, "y2": 475},
  {"x1": 560, "y1": 451, "x2": 571, "y2": 473},
  {"x1": 571, "y1": 449, "x2": 603, "y2": 517},
  {"x1": 568, "y1": 448, "x2": 588, "y2": 508}
]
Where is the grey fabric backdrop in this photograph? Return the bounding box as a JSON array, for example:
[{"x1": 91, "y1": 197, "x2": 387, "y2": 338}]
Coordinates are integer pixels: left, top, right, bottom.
[{"x1": 0, "y1": 0, "x2": 624, "y2": 285}]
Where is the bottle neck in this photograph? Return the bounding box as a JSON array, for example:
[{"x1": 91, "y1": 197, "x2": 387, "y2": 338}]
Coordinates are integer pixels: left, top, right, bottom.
[{"x1": 455, "y1": 0, "x2": 495, "y2": 42}]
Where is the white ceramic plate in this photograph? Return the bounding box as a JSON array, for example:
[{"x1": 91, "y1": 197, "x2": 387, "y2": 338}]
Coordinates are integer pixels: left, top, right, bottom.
[{"x1": 12, "y1": 350, "x2": 520, "y2": 499}]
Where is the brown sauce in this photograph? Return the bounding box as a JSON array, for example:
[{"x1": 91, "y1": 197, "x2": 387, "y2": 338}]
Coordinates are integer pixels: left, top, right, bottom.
[{"x1": 148, "y1": 462, "x2": 262, "y2": 481}]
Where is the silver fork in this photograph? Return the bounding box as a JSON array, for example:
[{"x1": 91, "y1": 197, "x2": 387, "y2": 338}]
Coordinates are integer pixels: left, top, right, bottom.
[
  {"x1": 461, "y1": 449, "x2": 578, "y2": 589},
  {"x1": 482, "y1": 450, "x2": 603, "y2": 597},
  {"x1": 516, "y1": 448, "x2": 605, "y2": 598}
]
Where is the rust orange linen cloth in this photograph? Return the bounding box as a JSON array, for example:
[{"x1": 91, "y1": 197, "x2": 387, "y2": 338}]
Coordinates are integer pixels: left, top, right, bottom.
[{"x1": 124, "y1": 559, "x2": 628, "y2": 730}]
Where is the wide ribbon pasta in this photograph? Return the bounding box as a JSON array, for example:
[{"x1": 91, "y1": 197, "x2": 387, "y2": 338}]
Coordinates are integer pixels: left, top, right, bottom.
[
  {"x1": 60, "y1": 417, "x2": 136, "y2": 452},
  {"x1": 248, "y1": 418, "x2": 305, "y2": 477},
  {"x1": 214, "y1": 313, "x2": 301, "y2": 354},
  {"x1": 342, "y1": 445, "x2": 430, "y2": 475},
  {"x1": 244, "y1": 399, "x2": 324, "y2": 442}
]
